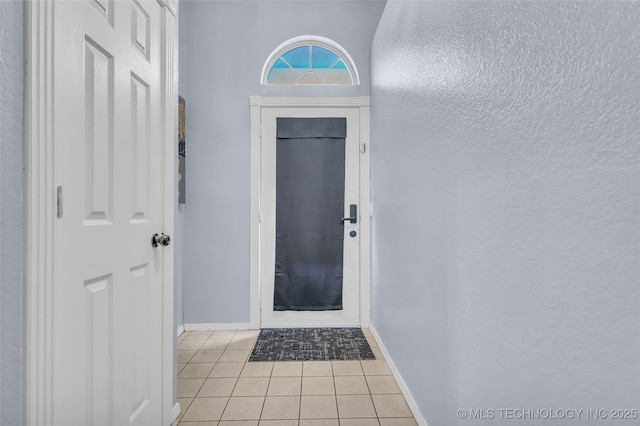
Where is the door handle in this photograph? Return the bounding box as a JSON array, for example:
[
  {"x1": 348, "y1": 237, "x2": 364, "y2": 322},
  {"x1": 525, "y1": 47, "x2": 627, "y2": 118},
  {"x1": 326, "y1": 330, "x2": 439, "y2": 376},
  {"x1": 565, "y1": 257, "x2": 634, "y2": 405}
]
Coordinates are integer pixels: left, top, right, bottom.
[
  {"x1": 151, "y1": 233, "x2": 171, "y2": 247},
  {"x1": 340, "y1": 204, "x2": 357, "y2": 224}
]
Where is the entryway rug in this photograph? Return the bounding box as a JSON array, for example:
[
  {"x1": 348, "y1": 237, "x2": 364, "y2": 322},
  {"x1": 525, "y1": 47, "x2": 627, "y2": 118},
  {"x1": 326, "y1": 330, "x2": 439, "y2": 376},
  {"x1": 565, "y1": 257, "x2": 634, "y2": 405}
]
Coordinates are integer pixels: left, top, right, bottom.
[{"x1": 249, "y1": 328, "x2": 375, "y2": 362}]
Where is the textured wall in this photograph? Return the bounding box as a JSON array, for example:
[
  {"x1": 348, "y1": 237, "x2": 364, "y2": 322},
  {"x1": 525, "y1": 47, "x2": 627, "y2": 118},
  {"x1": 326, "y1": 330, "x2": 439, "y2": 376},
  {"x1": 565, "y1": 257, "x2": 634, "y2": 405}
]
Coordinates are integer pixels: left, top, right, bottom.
[
  {"x1": 0, "y1": 1, "x2": 24, "y2": 424},
  {"x1": 180, "y1": 0, "x2": 385, "y2": 323},
  {"x1": 371, "y1": 1, "x2": 640, "y2": 425}
]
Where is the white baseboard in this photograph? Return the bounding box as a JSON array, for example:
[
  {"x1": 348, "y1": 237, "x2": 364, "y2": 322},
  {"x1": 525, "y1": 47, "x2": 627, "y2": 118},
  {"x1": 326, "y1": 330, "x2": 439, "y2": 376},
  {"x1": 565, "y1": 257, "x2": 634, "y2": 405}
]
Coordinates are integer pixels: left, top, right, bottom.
[
  {"x1": 176, "y1": 324, "x2": 185, "y2": 337},
  {"x1": 370, "y1": 325, "x2": 428, "y2": 426},
  {"x1": 171, "y1": 402, "x2": 181, "y2": 425},
  {"x1": 183, "y1": 322, "x2": 254, "y2": 331}
]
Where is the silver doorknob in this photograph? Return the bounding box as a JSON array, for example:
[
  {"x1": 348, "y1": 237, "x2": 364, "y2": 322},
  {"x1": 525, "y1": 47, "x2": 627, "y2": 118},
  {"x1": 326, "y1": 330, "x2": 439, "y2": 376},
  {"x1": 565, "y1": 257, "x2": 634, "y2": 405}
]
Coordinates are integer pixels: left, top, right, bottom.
[{"x1": 152, "y1": 233, "x2": 171, "y2": 247}]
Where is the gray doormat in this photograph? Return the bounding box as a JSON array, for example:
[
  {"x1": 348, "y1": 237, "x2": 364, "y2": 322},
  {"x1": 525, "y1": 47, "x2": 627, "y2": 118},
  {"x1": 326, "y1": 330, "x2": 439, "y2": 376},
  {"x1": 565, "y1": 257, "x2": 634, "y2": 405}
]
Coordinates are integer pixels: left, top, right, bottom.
[{"x1": 249, "y1": 328, "x2": 375, "y2": 362}]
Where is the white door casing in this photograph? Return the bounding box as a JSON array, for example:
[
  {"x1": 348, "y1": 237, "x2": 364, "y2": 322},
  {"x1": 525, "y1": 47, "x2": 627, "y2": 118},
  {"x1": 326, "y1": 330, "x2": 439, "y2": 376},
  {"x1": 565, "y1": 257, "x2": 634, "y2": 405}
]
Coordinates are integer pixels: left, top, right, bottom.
[
  {"x1": 25, "y1": 0, "x2": 177, "y2": 425},
  {"x1": 249, "y1": 97, "x2": 371, "y2": 329}
]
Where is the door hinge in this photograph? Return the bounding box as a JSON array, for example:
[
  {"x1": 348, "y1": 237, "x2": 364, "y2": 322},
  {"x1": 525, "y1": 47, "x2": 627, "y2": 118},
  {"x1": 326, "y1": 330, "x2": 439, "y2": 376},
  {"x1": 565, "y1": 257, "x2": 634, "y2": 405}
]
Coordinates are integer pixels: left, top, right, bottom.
[
  {"x1": 360, "y1": 143, "x2": 366, "y2": 153},
  {"x1": 258, "y1": 210, "x2": 262, "y2": 223},
  {"x1": 56, "y1": 186, "x2": 63, "y2": 218}
]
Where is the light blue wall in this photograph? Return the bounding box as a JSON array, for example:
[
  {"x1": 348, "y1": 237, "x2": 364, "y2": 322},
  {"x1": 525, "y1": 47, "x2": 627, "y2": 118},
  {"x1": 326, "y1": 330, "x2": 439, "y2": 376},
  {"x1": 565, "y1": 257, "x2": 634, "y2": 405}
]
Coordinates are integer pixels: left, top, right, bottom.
[
  {"x1": 370, "y1": 1, "x2": 640, "y2": 425},
  {"x1": 0, "y1": 1, "x2": 24, "y2": 424},
  {"x1": 180, "y1": 0, "x2": 386, "y2": 324}
]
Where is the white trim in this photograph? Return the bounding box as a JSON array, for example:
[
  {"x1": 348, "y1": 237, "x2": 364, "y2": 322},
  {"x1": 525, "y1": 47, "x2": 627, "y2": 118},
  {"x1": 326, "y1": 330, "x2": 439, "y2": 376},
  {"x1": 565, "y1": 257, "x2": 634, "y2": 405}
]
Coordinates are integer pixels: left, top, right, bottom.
[
  {"x1": 260, "y1": 322, "x2": 361, "y2": 329},
  {"x1": 177, "y1": 324, "x2": 185, "y2": 337},
  {"x1": 171, "y1": 402, "x2": 181, "y2": 425},
  {"x1": 249, "y1": 100, "x2": 261, "y2": 329},
  {"x1": 261, "y1": 35, "x2": 360, "y2": 85},
  {"x1": 161, "y1": 4, "x2": 178, "y2": 425},
  {"x1": 249, "y1": 96, "x2": 371, "y2": 329},
  {"x1": 369, "y1": 325, "x2": 428, "y2": 426},
  {"x1": 25, "y1": 1, "x2": 55, "y2": 424},
  {"x1": 250, "y1": 96, "x2": 370, "y2": 108},
  {"x1": 359, "y1": 104, "x2": 371, "y2": 328},
  {"x1": 184, "y1": 323, "x2": 255, "y2": 331},
  {"x1": 156, "y1": 0, "x2": 177, "y2": 16}
]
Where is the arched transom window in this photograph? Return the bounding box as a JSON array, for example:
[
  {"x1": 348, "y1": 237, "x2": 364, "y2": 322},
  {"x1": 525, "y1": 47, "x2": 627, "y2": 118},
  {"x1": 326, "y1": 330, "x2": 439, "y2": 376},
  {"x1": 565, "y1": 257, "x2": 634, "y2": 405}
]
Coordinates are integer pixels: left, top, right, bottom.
[{"x1": 262, "y1": 36, "x2": 359, "y2": 86}]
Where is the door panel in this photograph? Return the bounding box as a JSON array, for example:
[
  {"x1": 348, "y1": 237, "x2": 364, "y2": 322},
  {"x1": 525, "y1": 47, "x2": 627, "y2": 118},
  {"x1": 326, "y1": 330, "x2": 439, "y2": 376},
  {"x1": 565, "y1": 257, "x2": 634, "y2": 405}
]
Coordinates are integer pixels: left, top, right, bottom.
[
  {"x1": 260, "y1": 108, "x2": 360, "y2": 327},
  {"x1": 53, "y1": 1, "x2": 164, "y2": 424},
  {"x1": 83, "y1": 37, "x2": 114, "y2": 224},
  {"x1": 130, "y1": 73, "x2": 151, "y2": 222},
  {"x1": 83, "y1": 274, "x2": 113, "y2": 426}
]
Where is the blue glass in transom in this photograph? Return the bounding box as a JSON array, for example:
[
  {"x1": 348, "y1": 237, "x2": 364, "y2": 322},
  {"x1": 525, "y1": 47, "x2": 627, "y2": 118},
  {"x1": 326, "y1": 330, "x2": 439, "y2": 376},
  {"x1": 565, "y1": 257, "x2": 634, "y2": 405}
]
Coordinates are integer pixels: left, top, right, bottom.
[
  {"x1": 311, "y1": 46, "x2": 339, "y2": 69},
  {"x1": 282, "y1": 46, "x2": 310, "y2": 69}
]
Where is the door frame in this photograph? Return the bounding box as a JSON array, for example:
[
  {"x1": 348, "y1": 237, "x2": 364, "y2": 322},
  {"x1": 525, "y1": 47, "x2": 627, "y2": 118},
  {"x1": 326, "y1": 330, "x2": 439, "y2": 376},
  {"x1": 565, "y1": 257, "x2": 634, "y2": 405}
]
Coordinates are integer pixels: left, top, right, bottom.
[
  {"x1": 249, "y1": 96, "x2": 371, "y2": 329},
  {"x1": 24, "y1": 1, "x2": 177, "y2": 424}
]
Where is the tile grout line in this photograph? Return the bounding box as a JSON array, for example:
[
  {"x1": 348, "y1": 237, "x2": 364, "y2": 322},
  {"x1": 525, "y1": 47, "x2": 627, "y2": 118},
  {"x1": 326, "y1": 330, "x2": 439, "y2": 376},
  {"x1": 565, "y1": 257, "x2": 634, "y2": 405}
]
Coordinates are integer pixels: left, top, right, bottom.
[
  {"x1": 215, "y1": 331, "x2": 240, "y2": 423},
  {"x1": 256, "y1": 367, "x2": 269, "y2": 423},
  {"x1": 333, "y1": 364, "x2": 340, "y2": 425},
  {"x1": 298, "y1": 363, "x2": 303, "y2": 422},
  {"x1": 332, "y1": 360, "x2": 339, "y2": 423},
  {"x1": 361, "y1": 358, "x2": 383, "y2": 424}
]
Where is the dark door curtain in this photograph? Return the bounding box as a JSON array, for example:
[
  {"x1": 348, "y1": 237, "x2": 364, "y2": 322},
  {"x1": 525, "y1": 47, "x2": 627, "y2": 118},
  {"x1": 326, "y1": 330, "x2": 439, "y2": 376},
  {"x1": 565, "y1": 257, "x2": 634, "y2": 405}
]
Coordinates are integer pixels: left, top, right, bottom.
[{"x1": 274, "y1": 117, "x2": 346, "y2": 311}]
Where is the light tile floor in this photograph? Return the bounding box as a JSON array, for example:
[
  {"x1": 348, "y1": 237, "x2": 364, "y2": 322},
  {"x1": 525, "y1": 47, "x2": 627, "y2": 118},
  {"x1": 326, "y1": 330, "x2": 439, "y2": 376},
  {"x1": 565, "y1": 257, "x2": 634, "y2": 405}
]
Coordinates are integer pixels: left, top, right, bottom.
[{"x1": 176, "y1": 329, "x2": 417, "y2": 426}]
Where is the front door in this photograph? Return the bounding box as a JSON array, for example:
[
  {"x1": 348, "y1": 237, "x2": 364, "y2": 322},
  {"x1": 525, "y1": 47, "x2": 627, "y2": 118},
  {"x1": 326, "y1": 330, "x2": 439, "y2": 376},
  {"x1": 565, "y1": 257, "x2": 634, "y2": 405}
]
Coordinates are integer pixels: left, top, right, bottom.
[
  {"x1": 260, "y1": 108, "x2": 361, "y2": 327},
  {"x1": 52, "y1": 1, "x2": 168, "y2": 424}
]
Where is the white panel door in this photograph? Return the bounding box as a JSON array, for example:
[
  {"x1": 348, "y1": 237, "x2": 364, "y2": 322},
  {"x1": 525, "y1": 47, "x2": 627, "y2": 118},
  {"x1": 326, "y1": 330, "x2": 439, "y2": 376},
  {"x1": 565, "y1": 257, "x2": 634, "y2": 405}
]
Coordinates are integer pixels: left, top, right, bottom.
[
  {"x1": 52, "y1": 1, "x2": 166, "y2": 424},
  {"x1": 260, "y1": 108, "x2": 361, "y2": 327}
]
